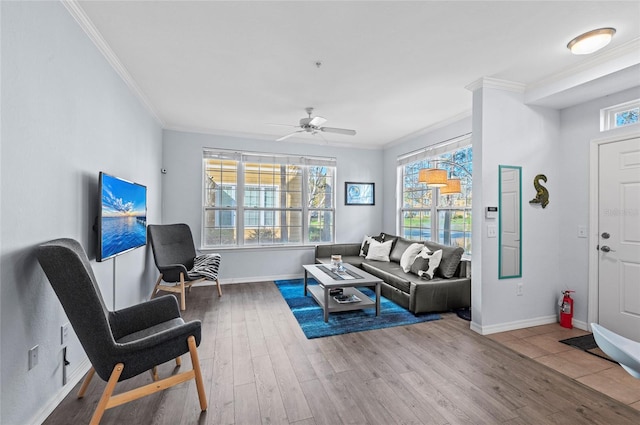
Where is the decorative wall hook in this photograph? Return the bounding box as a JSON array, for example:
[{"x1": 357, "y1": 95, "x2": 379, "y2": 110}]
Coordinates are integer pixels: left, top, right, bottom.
[{"x1": 529, "y1": 174, "x2": 549, "y2": 208}]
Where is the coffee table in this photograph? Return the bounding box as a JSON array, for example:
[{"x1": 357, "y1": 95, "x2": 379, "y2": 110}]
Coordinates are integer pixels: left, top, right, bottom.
[{"x1": 303, "y1": 263, "x2": 382, "y2": 323}]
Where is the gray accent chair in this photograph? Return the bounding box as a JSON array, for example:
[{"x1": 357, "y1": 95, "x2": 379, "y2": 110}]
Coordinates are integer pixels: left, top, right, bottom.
[
  {"x1": 36, "y1": 238, "x2": 207, "y2": 425},
  {"x1": 148, "y1": 223, "x2": 222, "y2": 310}
]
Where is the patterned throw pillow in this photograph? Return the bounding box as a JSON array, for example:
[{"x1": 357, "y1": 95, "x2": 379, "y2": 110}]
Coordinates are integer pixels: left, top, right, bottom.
[
  {"x1": 410, "y1": 248, "x2": 443, "y2": 279},
  {"x1": 400, "y1": 243, "x2": 425, "y2": 272},
  {"x1": 359, "y1": 234, "x2": 383, "y2": 257}
]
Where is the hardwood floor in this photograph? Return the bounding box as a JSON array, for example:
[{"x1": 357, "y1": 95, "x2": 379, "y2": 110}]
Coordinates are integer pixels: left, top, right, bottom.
[{"x1": 43, "y1": 282, "x2": 640, "y2": 425}]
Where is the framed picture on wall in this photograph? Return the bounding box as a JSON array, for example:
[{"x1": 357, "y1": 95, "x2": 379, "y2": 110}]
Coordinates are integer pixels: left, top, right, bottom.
[{"x1": 345, "y1": 182, "x2": 375, "y2": 205}]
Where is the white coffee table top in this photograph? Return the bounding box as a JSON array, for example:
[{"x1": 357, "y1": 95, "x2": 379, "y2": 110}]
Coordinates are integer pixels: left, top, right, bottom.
[{"x1": 303, "y1": 263, "x2": 381, "y2": 288}]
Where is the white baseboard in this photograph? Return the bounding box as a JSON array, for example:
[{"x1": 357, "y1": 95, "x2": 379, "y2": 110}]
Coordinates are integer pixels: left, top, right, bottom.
[
  {"x1": 29, "y1": 358, "x2": 92, "y2": 425},
  {"x1": 471, "y1": 315, "x2": 559, "y2": 335},
  {"x1": 470, "y1": 315, "x2": 590, "y2": 335}
]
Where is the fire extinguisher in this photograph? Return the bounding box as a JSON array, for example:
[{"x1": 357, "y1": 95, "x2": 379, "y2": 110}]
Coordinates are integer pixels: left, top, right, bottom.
[{"x1": 560, "y1": 290, "x2": 574, "y2": 329}]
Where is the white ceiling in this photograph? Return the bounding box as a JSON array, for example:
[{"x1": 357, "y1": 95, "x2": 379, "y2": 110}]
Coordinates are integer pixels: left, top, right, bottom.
[{"x1": 72, "y1": 1, "x2": 640, "y2": 147}]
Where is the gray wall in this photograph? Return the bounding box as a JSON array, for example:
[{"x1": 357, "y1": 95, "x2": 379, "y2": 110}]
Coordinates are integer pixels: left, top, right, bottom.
[
  {"x1": 1, "y1": 2, "x2": 162, "y2": 424},
  {"x1": 162, "y1": 130, "x2": 383, "y2": 282}
]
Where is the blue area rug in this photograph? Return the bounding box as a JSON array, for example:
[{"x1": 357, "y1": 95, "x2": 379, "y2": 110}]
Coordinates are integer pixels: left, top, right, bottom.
[{"x1": 274, "y1": 279, "x2": 441, "y2": 339}]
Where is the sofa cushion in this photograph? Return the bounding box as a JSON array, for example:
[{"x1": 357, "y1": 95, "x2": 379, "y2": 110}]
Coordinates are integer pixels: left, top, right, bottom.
[
  {"x1": 361, "y1": 261, "x2": 412, "y2": 294},
  {"x1": 424, "y1": 241, "x2": 464, "y2": 278},
  {"x1": 389, "y1": 237, "x2": 415, "y2": 263},
  {"x1": 410, "y1": 248, "x2": 442, "y2": 279},
  {"x1": 359, "y1": 234, "x2": 383, "y2": 257},
  {"x1": 400, "y1": 243, "x2": 424, "y2": 272},
  {"x1": 365, "y1": 239, "x2": 393, "y2": 261}
]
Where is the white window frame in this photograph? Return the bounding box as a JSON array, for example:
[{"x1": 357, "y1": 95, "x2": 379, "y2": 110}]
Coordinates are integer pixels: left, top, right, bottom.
[
  {"x1": 202, "y1": 149, "x2": 336, "y2": 248},
  {"x1": 600, "y1": 99, "x2": 640, "y2": 131},
  {"x1": 397, "y1": 134, "x2": 472, "y2": 254}
]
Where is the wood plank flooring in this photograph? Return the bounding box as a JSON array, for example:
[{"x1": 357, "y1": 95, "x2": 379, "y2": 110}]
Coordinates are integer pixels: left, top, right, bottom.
[{"x1": 43, "y1": 282, "x2": 640, "y2": 425}]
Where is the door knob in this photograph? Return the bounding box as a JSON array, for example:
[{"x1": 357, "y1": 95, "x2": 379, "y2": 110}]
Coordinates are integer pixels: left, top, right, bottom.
[{"x1": 600, "y1": 245, "x2": 615, "y2": 252}]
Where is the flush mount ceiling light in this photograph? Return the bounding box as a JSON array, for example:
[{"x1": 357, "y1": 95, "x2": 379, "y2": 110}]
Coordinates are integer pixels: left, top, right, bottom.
[{"x1": 567, "y1": 27, "x2": 616, "y2": 55}]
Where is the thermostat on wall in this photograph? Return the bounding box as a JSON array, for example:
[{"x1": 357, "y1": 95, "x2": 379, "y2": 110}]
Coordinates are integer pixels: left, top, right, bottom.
[{"x1": 485, "y1": 206, "x2": 498, "y2": 219}]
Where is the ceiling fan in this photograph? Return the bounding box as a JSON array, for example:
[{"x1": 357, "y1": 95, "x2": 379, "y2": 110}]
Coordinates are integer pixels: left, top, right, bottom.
[{"x1": 274, "y1": 107, "x2": 356, "y2": 142}]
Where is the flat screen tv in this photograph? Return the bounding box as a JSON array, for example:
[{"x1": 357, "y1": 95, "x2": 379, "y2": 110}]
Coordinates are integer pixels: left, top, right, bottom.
[{"x1": 97, "y1": 172, "x2": 147, "y2": 262}]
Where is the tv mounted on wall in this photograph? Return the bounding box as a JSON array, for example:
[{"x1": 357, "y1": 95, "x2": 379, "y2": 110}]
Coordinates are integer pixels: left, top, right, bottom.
[{"x1": 97, "y1": 172, "x2": 147, "y2": 262}]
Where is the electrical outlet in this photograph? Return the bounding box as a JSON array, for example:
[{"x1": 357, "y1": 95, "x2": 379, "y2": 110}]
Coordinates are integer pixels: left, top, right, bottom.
[
  {"x1": 61, "y1": 323, "x2": 70, "y2": 345},
  {"x1": 516, "y1": 282, "x2": 524, "y2": 296},
  {"x1": 28, "y1": 345, "x2": 39, "y2": 370}
]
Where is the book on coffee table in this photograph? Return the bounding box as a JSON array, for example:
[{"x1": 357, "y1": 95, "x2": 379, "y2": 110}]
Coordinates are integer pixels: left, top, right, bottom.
[{"x1": 333, "y1": 294, "x2": 361, "y2": 304}]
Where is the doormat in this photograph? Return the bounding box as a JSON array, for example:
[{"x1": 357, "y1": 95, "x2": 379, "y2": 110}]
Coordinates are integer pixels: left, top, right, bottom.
[
  {"x1": 559, "y1": 334, "x2": 616, "y2": 364},
  {"x1": 274, "y1": 279, "x2": 441, "y2": 339}
]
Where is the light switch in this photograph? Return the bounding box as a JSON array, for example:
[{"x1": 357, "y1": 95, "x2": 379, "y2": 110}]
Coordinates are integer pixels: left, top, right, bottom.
[{"x1": 487, "y1": 225, "x2": 497, "y2": 238}]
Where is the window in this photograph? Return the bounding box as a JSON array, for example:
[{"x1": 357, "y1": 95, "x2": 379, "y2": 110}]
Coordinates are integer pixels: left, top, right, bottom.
[
  {"x1": 203, "y1": 149, "x2": 335, "y2": 248},
  {"x1": 398, "y1": 135, "x2": 472, "y2": 254},
  {"x1": 601, "y1": 99, "x2": 640, "y2": 131}
]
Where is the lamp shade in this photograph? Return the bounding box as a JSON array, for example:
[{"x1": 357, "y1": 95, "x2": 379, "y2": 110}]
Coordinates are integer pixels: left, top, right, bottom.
[
  {"x1": 567, "y1": 28, "x2": 615, "y2": 55},
  {"x1": 418, "y1": 168, "x2": 448, "y2": 187},
  {"x1": 440, "y1": 178, "x2": 461, "y2": 194}
]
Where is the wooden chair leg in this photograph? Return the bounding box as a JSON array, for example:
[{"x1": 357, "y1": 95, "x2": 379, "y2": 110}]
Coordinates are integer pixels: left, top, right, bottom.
[
  {"x1": 188, "y1": 336, "x2": 208, "y2": 411},
  {"x1": 179, "y1": 273, "x2": 186, "y2": 311},
  {"x1": 176, "y1": 356, "x2": 182, "y2": 367},
  {"x1": 150, "y1": 274, "x2": 163, "y2": 300},
  {"x1": 150, "y1": 366, "x2": 159, "y2": 381},
  {"x1": 216, "y1": 279, "x2": 222, "y2": 297},
  {"x1": 90, "y1": 363, "x2": 124, "y2": 425},
  {"x1": 78, "y1": 367, "x2": 96, "y2": 398}
]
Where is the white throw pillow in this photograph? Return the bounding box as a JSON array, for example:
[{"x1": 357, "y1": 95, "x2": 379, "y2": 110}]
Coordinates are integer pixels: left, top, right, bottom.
[
  {"x1": 412, "y1": 247, "x2": 443, "y2": 279},
  {"x1": 365, "y1": 239, "x2": 393, "y2": 262},
  {"x1": 400, "y1": 243, "x2": 425, "y2": 272}
]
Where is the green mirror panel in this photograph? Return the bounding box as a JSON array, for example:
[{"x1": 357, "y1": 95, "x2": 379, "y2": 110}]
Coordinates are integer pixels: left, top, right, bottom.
[{"x1": 499, "y1": 165, "x2": 522, "y2": 279}]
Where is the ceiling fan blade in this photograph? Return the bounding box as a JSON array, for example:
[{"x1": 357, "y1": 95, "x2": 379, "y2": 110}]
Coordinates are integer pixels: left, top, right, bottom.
[
  {"x1": 309, "y1": 116, "x2": 327, "y2": 127},
  {"x1": 276, "y1": 130, "x2": 304, "y2": 142},
  {"x1": 320, "y1": 127, "x2": 356, "y2": 136}
]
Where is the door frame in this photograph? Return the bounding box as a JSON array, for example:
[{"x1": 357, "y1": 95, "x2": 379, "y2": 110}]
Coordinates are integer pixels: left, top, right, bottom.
[{"x1": 588, "y1": 131, "x2": 640, "y2": 329}]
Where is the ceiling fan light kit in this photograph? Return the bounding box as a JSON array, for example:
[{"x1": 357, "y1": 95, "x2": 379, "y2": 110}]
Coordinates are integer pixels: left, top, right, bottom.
[{"x1": 275, "y1": 107, "x2": 356, "y2": 142}]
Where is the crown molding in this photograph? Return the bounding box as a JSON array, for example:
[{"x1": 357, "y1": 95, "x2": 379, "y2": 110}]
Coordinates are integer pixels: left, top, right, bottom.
[
  {"x1": 465, "y1": 77, "x2": 526, "y2": 93},
  {"x1": 61, "y1": 0, "x2": 165, "y2": 126},
  {"x1": 384, "y1": 110, "x2": 472, "y2": 149}
]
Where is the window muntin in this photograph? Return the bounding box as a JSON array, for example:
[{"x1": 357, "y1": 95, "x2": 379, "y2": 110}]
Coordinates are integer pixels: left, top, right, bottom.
[
  {"x1": 601, "y1": 99, "x2": 640, "y2": 131},
  {"x1": 203, "y1": 150, "x2": 335, "y2": 248},
  {"x1": 399, "y1": 142, "x2": 472, "y2": 254}
]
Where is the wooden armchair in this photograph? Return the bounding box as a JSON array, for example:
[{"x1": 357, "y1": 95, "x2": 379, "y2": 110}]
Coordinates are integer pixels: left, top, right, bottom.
[
  {"x1": 36, "y1": 238, "x2": 207, "y2": 424},
  {"x1": 148, "y1": 223, "x2": 222, "y2": 310}
]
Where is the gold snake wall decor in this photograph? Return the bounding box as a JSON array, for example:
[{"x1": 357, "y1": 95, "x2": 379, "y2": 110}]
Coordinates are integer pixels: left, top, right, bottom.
[{"x1": 529, "y1": 174, "x2": 549, "y2": 208}]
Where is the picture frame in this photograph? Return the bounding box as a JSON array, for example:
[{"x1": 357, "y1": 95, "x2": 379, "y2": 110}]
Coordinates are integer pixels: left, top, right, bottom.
[{"x1": 345, "y1": 182, "x2": 375, "y2": 205}]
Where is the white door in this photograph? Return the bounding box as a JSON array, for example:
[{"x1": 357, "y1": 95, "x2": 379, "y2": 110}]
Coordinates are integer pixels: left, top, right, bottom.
[{"x1": 598, "y1": 137, "x2": 640, "y2": 341}]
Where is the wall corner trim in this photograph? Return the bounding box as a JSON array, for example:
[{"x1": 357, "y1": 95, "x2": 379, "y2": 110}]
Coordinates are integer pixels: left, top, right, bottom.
[{"x1": 465, "y1": 77, "x2": 526, "y2": 93}]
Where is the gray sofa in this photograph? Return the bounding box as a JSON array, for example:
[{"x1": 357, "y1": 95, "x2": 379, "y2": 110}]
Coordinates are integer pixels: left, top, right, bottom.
[{"x1": 315, "y1": 232, "x2": 471, "y2": 314}]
